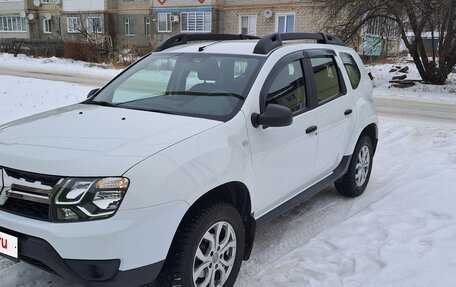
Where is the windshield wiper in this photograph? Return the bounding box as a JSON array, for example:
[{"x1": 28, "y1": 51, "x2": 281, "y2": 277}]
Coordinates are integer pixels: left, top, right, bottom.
[
  {"x1": 121, "y1": 106, "x2": 176, "y2": 115},
  {"x1": 87, "y1": 101, "x2": 118, "y2": 107},
  {"x1": 165, "y1": 91, "x2": 244, "y2": 100}
]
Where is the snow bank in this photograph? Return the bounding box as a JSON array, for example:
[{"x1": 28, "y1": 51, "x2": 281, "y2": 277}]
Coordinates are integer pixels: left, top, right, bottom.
[
  {"x1": 367, "y1": 59, "x2": 456, "y2": 104},
  {"x1": 0, "y1": 53, "x2": 120, "y2": 77}
]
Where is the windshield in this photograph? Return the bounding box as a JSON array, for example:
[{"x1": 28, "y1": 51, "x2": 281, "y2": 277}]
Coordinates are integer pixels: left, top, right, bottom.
[{"x1": 89, "y1": 53, "x2": 263, "y2": 121}]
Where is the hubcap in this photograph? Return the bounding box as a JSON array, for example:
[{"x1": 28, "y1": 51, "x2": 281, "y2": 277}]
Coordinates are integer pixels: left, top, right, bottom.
[
  {"x1": 193, "y1": 221, "x2": 237, "y2": 287},
  {"x1": 355, "y1": 145, "x2": 370, "y2": 187}
]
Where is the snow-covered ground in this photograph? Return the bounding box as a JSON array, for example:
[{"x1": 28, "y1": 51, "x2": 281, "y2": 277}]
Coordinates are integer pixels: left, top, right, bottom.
[
  {"x1": 0, "y1": 53, "x2": 120, "y2": 78},
  {"x1": 0, "y1": 57, "x2": 455, "y2": 287},
  {"x1": 238, "y1": 117, "x2": 456, "y2": 287},
  {"x1": 367, "y1": 58, "x2": 456, "y2": 104},
  {"x1": 0, "y1": 76, "x2": 91, "y2": 124}
]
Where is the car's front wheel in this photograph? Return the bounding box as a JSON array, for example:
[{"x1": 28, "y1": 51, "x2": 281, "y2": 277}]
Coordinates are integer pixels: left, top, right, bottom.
[{"x1": 155, "y1": 202, "x2": 245, "y2": 287}]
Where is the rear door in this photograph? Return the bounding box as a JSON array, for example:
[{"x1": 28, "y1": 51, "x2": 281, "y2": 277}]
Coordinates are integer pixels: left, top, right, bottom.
[{"x1": 305, "y1": 50, "x2": 356, "y2": 179}]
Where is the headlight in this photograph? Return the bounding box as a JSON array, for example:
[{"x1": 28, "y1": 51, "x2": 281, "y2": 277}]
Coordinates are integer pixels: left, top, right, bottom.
[{"x1": 53, "y1": 177, "x2": 129, "y2": 222}]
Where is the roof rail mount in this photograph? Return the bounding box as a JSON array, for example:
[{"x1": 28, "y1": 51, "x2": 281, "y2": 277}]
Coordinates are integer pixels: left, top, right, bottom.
[
  {"x1": 253, "y1": 33, "x2": 345, "y2": 55},
  {"x1": 154, "y1": 33, "x2": 261, "y2": 52}
]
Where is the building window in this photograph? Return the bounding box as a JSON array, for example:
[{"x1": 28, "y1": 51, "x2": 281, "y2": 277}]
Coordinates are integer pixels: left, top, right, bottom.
[
  {"x1": 181, "y1": 12, "x2": 211, "y2": 33},
  {"x1": 67, "y1": 17, "x2": 81, "y2": 33},
  {"x1": 240, "y1": 15, "x2": 256, "y2": 36},
  {"x1": 157, "y1": 13, "x2": 171, "y2": 32},
  {"x1": 366, "y1": 17, "x2": 397, "y2": 38},
  {"x1": 276, "y1": 13, "x2": 295, "y2": 33},
  {"x1": 0, "y1": 16, "x2": 27, "y2": 32},
  {"x1": 41, "y1": 0, "x2": 50, "y2": 3},
  {"x1": 87, "y1": 16, "x2": 103, "y2": 33},
  {"x1": 43, "y1": 19, "x2": 52, "y2": 34},
  {"x1": 125, "y1": 18, "x2": 136, "y2": 36},
  {"x1": 145, "y1": 17, "x2": 151, "y2": 36}
]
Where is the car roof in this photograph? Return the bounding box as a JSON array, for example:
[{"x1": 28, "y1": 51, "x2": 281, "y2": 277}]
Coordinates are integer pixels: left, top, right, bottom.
[{"x1": 157, "y1": 40, "x2": 350, "y2": 56}]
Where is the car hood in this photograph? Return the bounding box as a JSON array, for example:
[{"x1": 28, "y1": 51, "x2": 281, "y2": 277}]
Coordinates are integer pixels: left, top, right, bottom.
[{"x1": 0, "y1": 104, "x2": 221, "y2": 177}]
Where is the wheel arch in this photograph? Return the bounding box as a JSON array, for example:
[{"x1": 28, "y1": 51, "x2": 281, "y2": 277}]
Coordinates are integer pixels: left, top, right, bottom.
[
  {"x1": 346, "y1": 119, "x2": 378, "y2": 156},
  {"x1": 360, "y1": 123, "x2": 378, "y2": 154},
  {"x1": 169, "y1": 181, "x2": 256, "y2": 262}
]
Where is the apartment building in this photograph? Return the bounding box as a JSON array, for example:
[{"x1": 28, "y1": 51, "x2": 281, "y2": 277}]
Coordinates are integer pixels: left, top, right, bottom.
[
  {"x1": 25, "y1": 0, "x2": 62, "y2": 40},
  {"x1": 60, "y1": 0, "x2": 107, "y2": 44},
  {"x1": 152, "y1": 0, "x2": 217, "y2": 46},
  {"x1": 106, "y1": 0, "x2": 153, "y2": 48},
  {"x1": 218, "y1": 0, "x2": 400, "y2": 56},
  {"x1": 0, "y1": 0, "x2": 29, "y2": 39},
  {"x1": 1, "y1": 0, "x2": 400, "y2": 56},
  {"x1": 218, "y1": 0, "x2": 326, "y2": 36}
]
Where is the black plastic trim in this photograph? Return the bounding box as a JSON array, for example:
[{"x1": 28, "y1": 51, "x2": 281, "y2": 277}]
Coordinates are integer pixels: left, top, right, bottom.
[
  {"x1": 303, "y1": 49, "x2": 337, "y2": 58},
  {"x1": 0, "y1": 226, "x2": 164, "y2": 287},
  {"x1": 254, "y1": 33, "x2": 345, "y2": 55},
  {"x1": 256, "y1": 155, "x2": 351, "y2": 227},
  {"x1": 87, "y1": 88, "x2": 100, "y2": 99},
  {"x1": 154, "y1": 33, "x2": 260, "y2": 52}
]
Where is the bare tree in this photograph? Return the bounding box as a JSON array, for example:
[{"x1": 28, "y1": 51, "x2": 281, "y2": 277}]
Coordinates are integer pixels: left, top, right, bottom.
[{"x1": 323, "y1": 0, "x2": 456, "y2": 85}]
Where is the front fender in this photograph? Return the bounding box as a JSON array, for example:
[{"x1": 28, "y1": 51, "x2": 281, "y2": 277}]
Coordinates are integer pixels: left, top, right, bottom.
[{"x1": 120, "y1": 113, "x2": 253, "y2": 210}]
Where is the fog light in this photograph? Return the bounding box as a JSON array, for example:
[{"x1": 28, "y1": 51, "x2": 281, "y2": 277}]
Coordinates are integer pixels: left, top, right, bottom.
[{"x1": 56, "y1": 207, "x2": 79, "y2": 221}]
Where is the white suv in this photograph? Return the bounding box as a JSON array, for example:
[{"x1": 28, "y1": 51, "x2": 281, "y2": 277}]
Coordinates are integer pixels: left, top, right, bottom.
[{"x1": 0, "y1": 33, "x2": 378, "y2": 287}]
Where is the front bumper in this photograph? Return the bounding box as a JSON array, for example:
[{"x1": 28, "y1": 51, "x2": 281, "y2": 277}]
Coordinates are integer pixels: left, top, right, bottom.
[
  {"x1": 0, "y1": 200, "x2": 189, "y2": 286},
  {"x1": 0, "y1": 226, "x2": 163, "y2": 287}
]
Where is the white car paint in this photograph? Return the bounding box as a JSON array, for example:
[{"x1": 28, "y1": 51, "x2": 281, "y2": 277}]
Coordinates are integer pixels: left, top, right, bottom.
[
  {"x1": 0, "y1": 38, "x2": 378, "y2": 286},
  {"x1": 0, "y1": 104, "x2": 220, "y2": 176}
]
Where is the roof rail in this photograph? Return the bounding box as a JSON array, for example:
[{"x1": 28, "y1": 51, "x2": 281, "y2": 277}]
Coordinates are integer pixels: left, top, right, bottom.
[
  {"x1": 253, "y1": 33, "x2": 345, "y2": 54},
  {"x1": 154, "y1": 33, "x2": 261, "y2": 52}
]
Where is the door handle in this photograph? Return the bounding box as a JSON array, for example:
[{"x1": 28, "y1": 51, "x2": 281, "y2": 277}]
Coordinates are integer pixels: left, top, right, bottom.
[
  {"x1": 344, "y1": 109, "x2": 353, "y2": 116},
  {"x1": 306, "y1": 126, "x2": 318, "y2": 134}
]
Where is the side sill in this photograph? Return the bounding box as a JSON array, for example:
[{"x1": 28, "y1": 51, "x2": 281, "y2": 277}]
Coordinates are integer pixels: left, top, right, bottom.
[{"x1": 256, "y1": 155, "x2": 351, "y2": 227}]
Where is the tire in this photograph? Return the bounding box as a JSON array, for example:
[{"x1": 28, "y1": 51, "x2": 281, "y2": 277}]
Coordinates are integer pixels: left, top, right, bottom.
[
  {"x1": 335, "y1": 135, "x2": 373, "y2": 197},
  {"x1": 155, "y1": 202, "x2": 245, "y2": 287}
]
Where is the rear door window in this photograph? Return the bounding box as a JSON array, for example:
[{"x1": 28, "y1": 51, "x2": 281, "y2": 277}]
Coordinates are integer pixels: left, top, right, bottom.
[{"x1": 310, "y1": 56, "x2": 342, "y2": 103}]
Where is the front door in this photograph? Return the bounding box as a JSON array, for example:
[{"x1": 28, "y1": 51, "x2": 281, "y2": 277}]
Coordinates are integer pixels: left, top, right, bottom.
[{"x1": 248, "y1": 55, "x2": 319, "y2": 216}]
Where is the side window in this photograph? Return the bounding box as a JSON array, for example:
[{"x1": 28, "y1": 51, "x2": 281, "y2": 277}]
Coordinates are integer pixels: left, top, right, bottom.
[
  {"x1": 310, "y1": 56, "x2": 342, "y2": 103},
  {"x1": 340, "y1": 52, "x2": 361, "y2": 89},
  {"x1": 266, "y1": 61, "x2": 307, "y2": 113}
]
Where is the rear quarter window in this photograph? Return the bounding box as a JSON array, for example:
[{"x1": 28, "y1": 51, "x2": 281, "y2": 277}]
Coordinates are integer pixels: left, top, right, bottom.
[{"x1": 340, "y1": 52, "x2": 361, "y2": 89}]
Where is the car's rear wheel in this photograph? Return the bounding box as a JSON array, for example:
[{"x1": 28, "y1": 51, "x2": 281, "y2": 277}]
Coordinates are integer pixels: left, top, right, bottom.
[
  {"x1": 155, "y1": 202, "x2": 245, "y2": 287},
  {"x1": 335, "y1": 135, "x2": 373, "y2": 197}
]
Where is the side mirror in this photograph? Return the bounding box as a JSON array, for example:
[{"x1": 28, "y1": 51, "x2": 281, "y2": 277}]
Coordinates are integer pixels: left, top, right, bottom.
[
  {"x1": 87, "y1": 88, "x2": 100, "y2": 99},
  {"x1": 251, "y1": 104, "x2": 293, "y2": 128}
]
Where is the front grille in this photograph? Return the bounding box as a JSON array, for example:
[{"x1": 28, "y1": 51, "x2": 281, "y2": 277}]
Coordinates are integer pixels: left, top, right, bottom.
[
  {"x1": 2, "y1": 198, "x2": 50, "y2": 221},
  {"x1": 0, "y1": 167, "x2": 62, "y2": 221}
]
